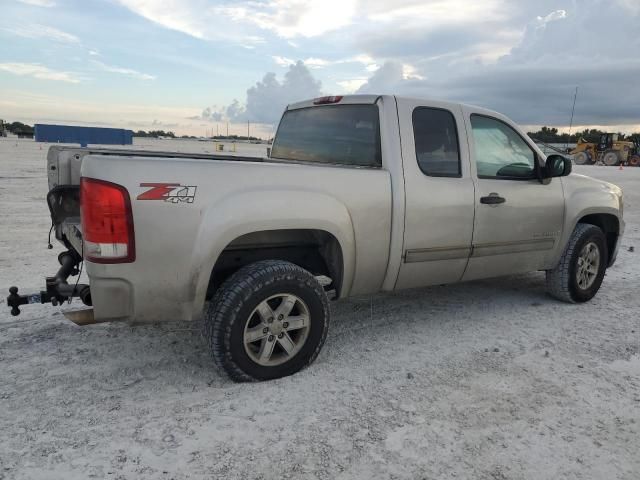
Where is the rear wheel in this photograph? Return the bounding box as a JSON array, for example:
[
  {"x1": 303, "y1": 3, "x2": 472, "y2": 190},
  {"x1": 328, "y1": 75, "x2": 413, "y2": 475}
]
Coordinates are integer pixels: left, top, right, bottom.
[
  {"x1": 628, "y1": 155, "x2": 640, "y2": 167},
  {"x1": 573, "y1": 151, "x2": 591, "y2": 165},
  {"x1": 546, "y1": 224, "x2": 608, "y2": 303},
  {"x1": 602, "y1": 150, "x2": 621, "y2": 166},
  {"x1": 204, "y1": 260, "x2": 330, "y2": 382}
]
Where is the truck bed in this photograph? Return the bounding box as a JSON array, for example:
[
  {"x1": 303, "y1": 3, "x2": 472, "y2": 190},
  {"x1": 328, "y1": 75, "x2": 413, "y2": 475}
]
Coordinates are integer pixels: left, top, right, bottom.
[{"x1": 47, "y1": 145, "x2": 266, "y2": 190}]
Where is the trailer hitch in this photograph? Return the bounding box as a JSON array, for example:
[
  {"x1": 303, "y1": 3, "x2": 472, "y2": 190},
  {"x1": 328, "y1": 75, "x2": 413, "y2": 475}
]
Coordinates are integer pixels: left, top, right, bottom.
[{"x1": 6, "y1": 250, "x2": 91, "y2": 316}]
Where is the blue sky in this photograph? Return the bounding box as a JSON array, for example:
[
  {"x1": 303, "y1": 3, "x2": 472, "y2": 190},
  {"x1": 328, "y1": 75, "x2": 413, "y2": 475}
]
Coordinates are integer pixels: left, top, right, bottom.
[{"x1": 1, "y1": 0, "x2": 639, "y2": 136}]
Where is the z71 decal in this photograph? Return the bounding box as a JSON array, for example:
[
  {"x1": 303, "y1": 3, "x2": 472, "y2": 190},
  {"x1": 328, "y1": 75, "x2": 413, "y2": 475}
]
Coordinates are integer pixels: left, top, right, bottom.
[{"x1": 137, "y1": 183, "x2": 197, "y2": 204}]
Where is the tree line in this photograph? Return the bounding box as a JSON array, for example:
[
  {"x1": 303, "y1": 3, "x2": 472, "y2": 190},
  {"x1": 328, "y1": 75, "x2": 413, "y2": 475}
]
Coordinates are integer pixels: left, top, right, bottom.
[
  {"x1": 528, "y1": 126, "x2": 640, "y2": 144},
  {"x1": 2, "y1": 122, "x2": 265, "y2": 141},
  {"x1": 2, "y1": 121, "x2": 34, "y2": 136}
]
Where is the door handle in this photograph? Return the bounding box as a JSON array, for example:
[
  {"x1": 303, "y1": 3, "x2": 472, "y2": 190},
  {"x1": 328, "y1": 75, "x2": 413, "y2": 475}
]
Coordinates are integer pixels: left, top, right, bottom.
[{"x1": 480, "y1": 193, "x2": 506, "y2": 205}]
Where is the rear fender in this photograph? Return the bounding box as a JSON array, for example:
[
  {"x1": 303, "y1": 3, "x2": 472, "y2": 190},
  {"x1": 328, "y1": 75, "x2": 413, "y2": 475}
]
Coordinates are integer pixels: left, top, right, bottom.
[{"x1": 190, "y1": 190, "x2": 355, "y2": 319}]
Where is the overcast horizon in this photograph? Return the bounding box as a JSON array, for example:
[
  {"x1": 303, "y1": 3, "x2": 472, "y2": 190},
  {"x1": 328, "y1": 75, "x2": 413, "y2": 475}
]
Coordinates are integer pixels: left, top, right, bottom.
[{"x1": 1, "y1": 0, "x2": 639, "y2": 137}]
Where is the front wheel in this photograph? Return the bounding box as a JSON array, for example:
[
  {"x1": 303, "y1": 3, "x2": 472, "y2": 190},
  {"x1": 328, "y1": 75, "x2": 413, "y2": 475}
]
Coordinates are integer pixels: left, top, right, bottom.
[
  {"x1": 573, "y1": 151, "x2": 591, "y2": 165},
  {"x1": 204, "y1": 260, "x2": 330, "y2": 382},
  {"x1": 546, "y1": 224, "x2": 608, "y2": 303}
]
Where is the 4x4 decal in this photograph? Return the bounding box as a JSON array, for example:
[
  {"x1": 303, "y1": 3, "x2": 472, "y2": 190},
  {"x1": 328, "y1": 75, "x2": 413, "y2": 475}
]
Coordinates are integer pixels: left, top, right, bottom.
[{"x1": 137, "y1": 183, "x2": 197, "y2": 204}]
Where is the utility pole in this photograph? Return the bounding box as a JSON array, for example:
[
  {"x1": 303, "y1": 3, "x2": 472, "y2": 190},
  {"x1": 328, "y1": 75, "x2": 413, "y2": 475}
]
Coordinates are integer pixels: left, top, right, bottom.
[
  {"x1": 216, "y1": 124, "x2": 219, "y2": 137},
  {"x1": 247, "y1": 120, "x2": 250, "y2": 140},
  {"x1": 567, "y1": 86, "x2": 578, "y2": 150},
  {"x1": 226, "y1": 122, "x2": 229, "y2": 138}
]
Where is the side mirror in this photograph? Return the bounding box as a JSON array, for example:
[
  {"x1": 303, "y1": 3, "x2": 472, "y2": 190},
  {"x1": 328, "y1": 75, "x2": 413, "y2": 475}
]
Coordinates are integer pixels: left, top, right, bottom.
[{"x1": 543, "y1": 154, "x2": 572, "y2": 178}]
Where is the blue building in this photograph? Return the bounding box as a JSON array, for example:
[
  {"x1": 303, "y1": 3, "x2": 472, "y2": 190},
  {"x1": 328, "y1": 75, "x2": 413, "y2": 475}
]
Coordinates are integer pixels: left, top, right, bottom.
[{"x1": 34, "y1": 124, "x2": 133, "y2": 147}]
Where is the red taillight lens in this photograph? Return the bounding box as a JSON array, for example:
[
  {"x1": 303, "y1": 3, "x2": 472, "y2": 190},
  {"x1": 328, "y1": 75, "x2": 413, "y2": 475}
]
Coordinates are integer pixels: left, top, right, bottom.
[
  {"x1": 313, "y1": 95, "x2": 343, "y2": 105},
  {"x1": 80, "y1": 177, "x2": 135, "y2": 263}
]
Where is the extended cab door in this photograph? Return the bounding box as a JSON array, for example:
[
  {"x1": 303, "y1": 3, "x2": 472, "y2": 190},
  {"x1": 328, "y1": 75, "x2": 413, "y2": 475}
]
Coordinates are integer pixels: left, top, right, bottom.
[
  {"x1": 394, "y1": 99, "x2": 475, "y2": 289},
  {"x1": 462, "y1": 107, "x2": 565, "y2": 281}
]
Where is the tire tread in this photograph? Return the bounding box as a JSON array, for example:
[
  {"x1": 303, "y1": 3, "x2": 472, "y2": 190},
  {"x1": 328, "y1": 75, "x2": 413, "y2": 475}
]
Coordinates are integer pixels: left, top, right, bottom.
[
  {"x1": 203, "y1": 260, "x2": 329, "y2": 382},
  {"x1": 546, "y1": 223, "x2": 604, "y2": 303}
]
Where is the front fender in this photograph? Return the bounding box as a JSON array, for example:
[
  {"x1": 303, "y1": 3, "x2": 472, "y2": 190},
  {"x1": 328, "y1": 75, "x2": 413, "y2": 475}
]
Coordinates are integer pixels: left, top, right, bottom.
[
  {"x1": 551, "y1": 174, "x2": 624, "y2": 267},
  {"x1": 190, "y1": 189, "x2": 356, "y2": 319}
]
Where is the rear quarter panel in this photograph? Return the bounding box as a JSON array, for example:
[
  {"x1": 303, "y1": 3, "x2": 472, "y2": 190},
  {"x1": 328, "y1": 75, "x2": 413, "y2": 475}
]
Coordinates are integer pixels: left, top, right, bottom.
[{"x1": 81, "y1": 155, "x2": 392, "y2": 322}]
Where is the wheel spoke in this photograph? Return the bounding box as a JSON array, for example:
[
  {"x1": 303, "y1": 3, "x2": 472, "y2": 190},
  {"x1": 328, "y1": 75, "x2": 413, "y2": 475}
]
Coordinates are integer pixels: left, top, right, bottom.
[
  {"x1": 284, "y1": 314, "x2": 307, "y2": 331},
  {"x1": 277, "y1": 332, "x2": 296, "y2": 355},
  {"x1": 258, "y1": 338, "x2": 276, "y2": 362},
  {"x1": 275, "y1": 295, "x2": 296, "y2": 318},
  {"x1": 255, "y1": 301, "x2": 274, "y2": 322},
  {"x1": 245, "y1": 325, "x2": 268, "y2": 343}
]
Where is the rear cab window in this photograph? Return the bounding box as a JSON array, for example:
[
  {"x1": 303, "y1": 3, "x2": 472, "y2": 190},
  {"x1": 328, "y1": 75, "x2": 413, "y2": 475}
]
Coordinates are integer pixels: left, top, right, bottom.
[
  {"x1": 412, "y1": 107, "x2": 461, "y2": 177},
  {"x1": 271, "y1": 105, "x2": 382, "y2": 167}
]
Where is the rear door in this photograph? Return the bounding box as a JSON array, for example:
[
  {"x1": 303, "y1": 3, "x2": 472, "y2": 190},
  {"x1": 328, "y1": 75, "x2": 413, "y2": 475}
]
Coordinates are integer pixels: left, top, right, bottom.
[
  {"x1": 462, "y1": 107, "x2": 565, "y2": 281},
  {"x1": 394, "y1": 98, "x2": 475, "y2": 289}
]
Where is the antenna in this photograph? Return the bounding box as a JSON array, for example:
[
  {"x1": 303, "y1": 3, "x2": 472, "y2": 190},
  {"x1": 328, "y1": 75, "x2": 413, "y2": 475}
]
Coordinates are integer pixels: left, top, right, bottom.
[{"x1": 567, "y1": 86, "x2": 578, "y2": 150}]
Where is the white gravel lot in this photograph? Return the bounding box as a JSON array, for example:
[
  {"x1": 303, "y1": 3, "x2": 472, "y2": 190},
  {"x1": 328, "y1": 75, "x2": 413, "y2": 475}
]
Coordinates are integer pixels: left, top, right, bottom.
[{"x1": 1, "y1": 138, "x2": 638, "y2": 480}]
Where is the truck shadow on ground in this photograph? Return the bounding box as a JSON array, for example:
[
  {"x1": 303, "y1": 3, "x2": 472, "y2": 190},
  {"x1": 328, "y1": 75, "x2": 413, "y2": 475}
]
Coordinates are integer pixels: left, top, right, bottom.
[{"x1": 4, "y1": 272, "x2": 558, "y2": 392}]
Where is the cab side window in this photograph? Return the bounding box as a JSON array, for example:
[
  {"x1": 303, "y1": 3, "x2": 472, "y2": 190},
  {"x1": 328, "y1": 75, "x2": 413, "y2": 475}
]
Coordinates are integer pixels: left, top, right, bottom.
[
  {"x1": 470, "y1": 115, "x2": 536, "y2": 179},
  {"x1": 412, "y1": 108, "x2": 461, "y2": 177}
]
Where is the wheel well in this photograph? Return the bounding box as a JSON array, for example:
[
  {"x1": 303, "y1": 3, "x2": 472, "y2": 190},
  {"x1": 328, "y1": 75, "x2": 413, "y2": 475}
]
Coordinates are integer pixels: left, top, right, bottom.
[
  {"x1": 207, "y1": 229, "x2": 344, "y2": 299},
  {"x1": 578, "y1": 214, "x2": 619, "y2": 261}
]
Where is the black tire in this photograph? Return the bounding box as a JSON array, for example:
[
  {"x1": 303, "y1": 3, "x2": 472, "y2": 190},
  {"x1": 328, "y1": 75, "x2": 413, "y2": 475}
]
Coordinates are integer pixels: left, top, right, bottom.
[
  {"x1": 573, "y1": 151, "x2": 591, "y2": 165},
  {"x1": 546, "y1": 224, "x2": 608, "y2": 303},
  {"x1": 204, "y1": 260, "x2": 330, "y2": 382},
  {"x1": 602, "y1": 150, "x2": 620, "y2": 166}
]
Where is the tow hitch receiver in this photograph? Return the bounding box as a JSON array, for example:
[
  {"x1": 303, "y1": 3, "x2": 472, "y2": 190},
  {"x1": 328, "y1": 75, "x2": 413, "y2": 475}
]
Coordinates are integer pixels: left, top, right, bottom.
[{"x1": 6, "y1": 250, "x2": 92, "y2": 316}]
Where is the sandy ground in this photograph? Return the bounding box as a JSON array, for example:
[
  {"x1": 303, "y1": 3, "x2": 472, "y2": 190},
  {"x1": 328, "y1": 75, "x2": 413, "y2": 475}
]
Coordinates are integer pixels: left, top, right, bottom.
[{"x1": 0, "y1": 138, "x2": 638, "y2": 480}]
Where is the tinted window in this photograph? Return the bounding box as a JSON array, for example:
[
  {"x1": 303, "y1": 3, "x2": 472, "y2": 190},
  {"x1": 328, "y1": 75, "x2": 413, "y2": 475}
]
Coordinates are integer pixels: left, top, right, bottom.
[
  {"x1": 412, "y1": 108, "x2": 461, "y2": 177},
  {"x1": 470, "y1": 115, "x2": 536, "y2": 179},
  {"x1": 271, "y1": 105, "x2": 381, "y2": 167}
]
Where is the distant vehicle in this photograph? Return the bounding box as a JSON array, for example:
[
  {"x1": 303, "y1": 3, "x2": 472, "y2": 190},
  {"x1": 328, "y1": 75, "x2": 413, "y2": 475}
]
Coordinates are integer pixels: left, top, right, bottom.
[
  {"x1": 8, "y1": 95, "x2": 625, "y2": 382},
  {"x1": 571, "y1": 133, "x2": 640, "y2": 166}
]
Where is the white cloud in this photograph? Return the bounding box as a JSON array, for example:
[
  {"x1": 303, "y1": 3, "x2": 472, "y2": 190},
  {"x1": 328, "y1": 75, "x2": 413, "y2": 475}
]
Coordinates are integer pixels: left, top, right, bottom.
[
  {"x1": 536, "y1": 9, "x2": 567, "y2": 27},
  {"x1": 88, "y1": 49, "x2": 100, "y2": 56},
  {"x1": 337, "y1": 78, "x2": 368, "y2": 93},
  {"x1": 116, "y1": 0, "x2": 207, "y2": 38},
  {"x1": 92, "y1": 60, "x2": 156, "y2": 80},
  {"x1": 17, "y1": 0, "x2": 56, "y2": 6},
  {"x1": 2, "y1": 24, "x2": 80, "y2": 43},
  {"x1": 0, "y1": 63, "x2": 80, "y2": 83},
  {"x1": 118, "y1": 0, "x2": 358, "y2": 40},
  {"x1": 216, "y1": 0, "x2": 358, "y2": 38},
  {"x1": 368, "y1": 0, "x2": 505, "y2": 26},
  {"x1": 402, "y1": 64, "x2": 425, "y2": 80},
  {"x1": 200, "y1": 61, "x2": 322, "y2": 125},
  {"x1": 272, "y1": 56, "x2": 295, "y2": 67},
  {"x1": 273, "y1": 56, "x2": 332, "y2": 69}
]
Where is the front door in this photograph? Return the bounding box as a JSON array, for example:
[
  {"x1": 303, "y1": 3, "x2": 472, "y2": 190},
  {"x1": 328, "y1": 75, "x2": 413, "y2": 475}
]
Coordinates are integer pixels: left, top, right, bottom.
[
  {"x1": 395, "y1": 99, "x2": 475, "y2": 290},
  {"x1": 462, "y1": 109, "x2": 565, "y2": 281}
]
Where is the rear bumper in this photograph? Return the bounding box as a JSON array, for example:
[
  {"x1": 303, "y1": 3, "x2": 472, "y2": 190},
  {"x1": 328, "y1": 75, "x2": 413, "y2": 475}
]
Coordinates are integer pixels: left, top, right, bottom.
[
  {"x1": 86, "y1": 261, "x2": 198, "y2": 324},
  {"x1": 89, "y1": 276, "x2": 134, "y2": 321}
]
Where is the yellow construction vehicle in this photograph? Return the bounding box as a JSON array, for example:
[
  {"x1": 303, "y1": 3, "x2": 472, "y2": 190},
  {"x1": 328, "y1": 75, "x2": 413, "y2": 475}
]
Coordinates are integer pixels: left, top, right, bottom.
[{"x1": 571, "y1": 133, "x2": 640, "y2": 166}]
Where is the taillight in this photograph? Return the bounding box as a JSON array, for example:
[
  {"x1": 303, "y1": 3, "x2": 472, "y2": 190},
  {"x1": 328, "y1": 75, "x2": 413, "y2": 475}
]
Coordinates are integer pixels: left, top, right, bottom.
[
  {"x1": 80, "y1": 177, "x2": 135, "y2": 263},
  {"x1": 313, "y1": 95, "x2": 343, "y2": 105}
]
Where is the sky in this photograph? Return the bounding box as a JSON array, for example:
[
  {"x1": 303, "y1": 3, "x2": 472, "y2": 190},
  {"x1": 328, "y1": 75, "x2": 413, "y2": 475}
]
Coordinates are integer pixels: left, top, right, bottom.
[{"x1": 0, "y1": 0, "x2": 639, "y2": 137}]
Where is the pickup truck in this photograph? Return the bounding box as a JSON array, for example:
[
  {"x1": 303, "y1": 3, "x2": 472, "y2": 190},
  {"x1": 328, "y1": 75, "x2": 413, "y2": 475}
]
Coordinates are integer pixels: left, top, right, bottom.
[{"x1": 7, "y1": 95, "x2": 624, "y2": 382}]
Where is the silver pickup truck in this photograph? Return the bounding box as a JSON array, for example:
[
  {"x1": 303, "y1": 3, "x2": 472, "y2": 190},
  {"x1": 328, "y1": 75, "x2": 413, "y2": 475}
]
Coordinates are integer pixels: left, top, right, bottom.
[{"x1": 7, "y1": 95, "x2": 624, "y2": 381}]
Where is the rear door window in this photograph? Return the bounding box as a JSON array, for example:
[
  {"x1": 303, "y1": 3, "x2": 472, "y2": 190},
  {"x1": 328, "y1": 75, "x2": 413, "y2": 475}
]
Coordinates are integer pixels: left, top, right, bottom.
[
  {"x1": 412, "y1": 107, "x2": 461, "y2": 177},
  {"x1": 271, "y1": 105, "x2": 381, "y2": 167}
]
